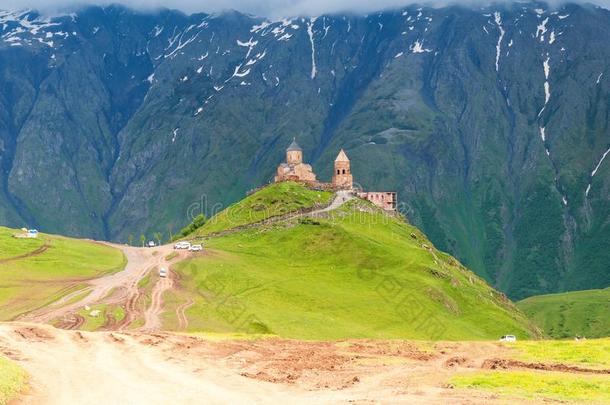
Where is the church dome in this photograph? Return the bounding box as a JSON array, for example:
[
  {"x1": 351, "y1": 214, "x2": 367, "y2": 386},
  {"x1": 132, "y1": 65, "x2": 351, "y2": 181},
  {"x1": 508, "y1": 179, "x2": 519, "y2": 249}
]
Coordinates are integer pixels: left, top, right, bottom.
[{"x1": 287, "y1": 138, "x2": 302, "y2": 152}]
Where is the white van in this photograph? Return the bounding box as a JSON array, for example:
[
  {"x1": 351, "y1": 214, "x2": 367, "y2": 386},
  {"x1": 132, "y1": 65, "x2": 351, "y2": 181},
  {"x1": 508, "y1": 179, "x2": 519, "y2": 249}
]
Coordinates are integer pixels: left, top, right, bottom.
[
  {"x1": 174, "y1": 241, "x2": 191, "y2": 250},
  {"x1": 189, "y1": 244, "x2": 203, "y2": 252},
  {"x1": 500, "y1": 335, "x2": 517, "y2": 342},
  {"x1": 159, "y1": 267, "x2": 168, "y2": 278}
]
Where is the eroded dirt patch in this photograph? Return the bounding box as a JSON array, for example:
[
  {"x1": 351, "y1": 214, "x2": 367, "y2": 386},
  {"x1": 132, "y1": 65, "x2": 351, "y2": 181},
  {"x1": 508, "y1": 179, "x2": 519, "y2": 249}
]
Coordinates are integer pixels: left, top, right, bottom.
[{"x1": 482, "y1": 357, "x2": 610, "y2": 375}]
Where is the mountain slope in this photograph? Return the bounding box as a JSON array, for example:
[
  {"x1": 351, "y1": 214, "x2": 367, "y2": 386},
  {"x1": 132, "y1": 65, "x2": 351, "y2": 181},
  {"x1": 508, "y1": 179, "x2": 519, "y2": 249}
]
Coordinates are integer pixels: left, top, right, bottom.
[
  {"x1": 172, "y1": 183, "x2": 540, "y2": 340},
  {"x1": 517, "y1": 288, "x2": 610, "y2": 338},
  {"x1": 0, "y1": 226, "x2": 126, "y2": 320},
  {"x1": 0, "y1": 4, "x2": 608, "y2": 299}
]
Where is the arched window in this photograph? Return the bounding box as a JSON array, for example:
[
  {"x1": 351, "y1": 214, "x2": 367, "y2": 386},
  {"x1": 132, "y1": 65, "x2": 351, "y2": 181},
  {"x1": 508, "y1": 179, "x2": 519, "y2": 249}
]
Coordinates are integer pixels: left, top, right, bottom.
[
  {"x1": 337, "y1": 170, "x2": 340, "y2": 175},
  {"x1": 342, "y1": 169, "x2": 346, "y2": 174}
]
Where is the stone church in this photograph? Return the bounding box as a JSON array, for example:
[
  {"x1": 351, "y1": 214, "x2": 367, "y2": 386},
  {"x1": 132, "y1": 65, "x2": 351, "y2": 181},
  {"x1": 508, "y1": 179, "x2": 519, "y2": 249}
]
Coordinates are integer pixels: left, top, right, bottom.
[
  {"x1": 274, "y1": 139, "x2": 397, "y2": 211},
  {"x1": 274, "y1": 139, "x2": 317, "y2": 183}
]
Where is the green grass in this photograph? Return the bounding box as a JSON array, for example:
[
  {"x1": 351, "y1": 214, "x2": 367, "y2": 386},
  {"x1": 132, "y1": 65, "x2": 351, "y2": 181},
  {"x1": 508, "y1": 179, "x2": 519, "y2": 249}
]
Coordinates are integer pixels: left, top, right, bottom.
[
  {"x1": 450, "y1": 370, "x2": 610, "y2": 404},
  {"x1": 77, "y1": 304, "x2": 108, "y2": 331},
  {"x1": 0, "y1": 356, "x2": 27, "y2": 405},
  {"x1": 0, "y1": 226, "x2": 126, "y2": 320},
  {"x1": 165, "y1": 252, "x2": 178, "y2": 261},
  {"x1": 194, "y1": 182, "x2": 333, "y2": 235},
  {"x1": 175, "y1": 184, "x2": 538, "y2": 340},
  {"x1": 76, "y1": 304, "x2": 126, "y2": 331},
  {"x1": 507, "y1": 338, "x2": 610, "y2": 370},
  {"x1": 517, "y1": 288, "x2": 610, "y2": 338},
  {"x1": 137, "y1": 273, "x2": 152, "y2": 289},
  {"x1": 0, "y1": 231, "x2": 44, "y2": 260}
]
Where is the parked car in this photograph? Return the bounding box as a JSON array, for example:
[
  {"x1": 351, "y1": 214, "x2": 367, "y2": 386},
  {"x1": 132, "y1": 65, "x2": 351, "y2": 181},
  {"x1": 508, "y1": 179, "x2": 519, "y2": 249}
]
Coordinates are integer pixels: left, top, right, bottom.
[
  {"x1": 159, "y1": 267, "x2": 168, "y2": 278},
  {"x1": 148, "y1": 240, "x2": 156, "y2": 247},
  {"x1": 189, "y1": 244, "x2": 203, "y2": 252},
  {"x1": 174, "y1": 241, "x2": 191, "y2": 250},
  {"x1": 500, "y1": 335, "x2": 517, "y2": 342}
]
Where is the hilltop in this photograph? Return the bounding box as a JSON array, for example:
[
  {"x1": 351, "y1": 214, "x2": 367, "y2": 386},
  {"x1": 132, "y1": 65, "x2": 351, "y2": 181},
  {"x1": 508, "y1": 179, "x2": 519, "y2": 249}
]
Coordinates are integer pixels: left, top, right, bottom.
[
  {"x1": 518, "y1": 288, "x2": 610, "y2": 339},
  {"x1": 174, "y1": 182, "x2": 539, "y2": 340}
]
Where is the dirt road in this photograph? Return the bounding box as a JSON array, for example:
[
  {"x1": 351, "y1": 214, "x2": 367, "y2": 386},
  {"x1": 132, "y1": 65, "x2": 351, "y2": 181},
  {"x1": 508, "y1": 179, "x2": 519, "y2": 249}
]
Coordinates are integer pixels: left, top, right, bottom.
[
  {"x1": 3, "y1": 322, "x2": 593, "y2": 405},
  {"x1": 0, "y1": 323, "x2": 290, "y2": 405},
  {"x1": 20, "y1": 243, "x2": 188, "y2": 331}
]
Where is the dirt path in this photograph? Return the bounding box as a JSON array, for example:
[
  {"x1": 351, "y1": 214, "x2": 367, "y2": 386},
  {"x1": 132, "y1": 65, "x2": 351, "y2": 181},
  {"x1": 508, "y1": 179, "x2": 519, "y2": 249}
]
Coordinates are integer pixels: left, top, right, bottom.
[
  {"x1": 203, "y1": 191, "x2": 356, "y2": 238},
  {"x1": 142, "y1": 273, "x2": 173, "y2": 330},
  {"x1": 19, "y1": 245, "x2": 154, "y2": 323},
  {"x1": 19, "y1": 244, "x2": 188, "y2": 332},
  {"x1": 140, "y1": 248, "x2": 189, "y2": 330},
  {"x1": 307, "y1": 190, "x2": 353, "y2": 215},
  {"x1": 0, "y1": 323, "x2": 292, "y2": 405},
  {"x1": 0, "y1": 322, "x2": 572, "y2": 405},
  {"x1": 0, "y1": 243, "x2": 50, "y2": 264},
  {"x1": 176, "y1": 298, "x2": 195, "y2": 330}
]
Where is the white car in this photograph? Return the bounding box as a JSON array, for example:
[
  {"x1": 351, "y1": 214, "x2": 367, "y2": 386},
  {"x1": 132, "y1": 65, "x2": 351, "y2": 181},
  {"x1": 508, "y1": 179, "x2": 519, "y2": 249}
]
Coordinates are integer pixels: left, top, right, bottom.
[
  {"x1": 189, "y1": 244, "x2": 203, "y2": 252},
  {"x1": 174, "y1": 241, "x2": 191, "y2": 250},
  {"x1": 148, "y1": 240, "x2": 156, "y2": 247},
  {"x1": 159, "y1": 267, "x2": 168, "y2": 278},
  {"x1": 500, "y1": 335, "x2": 517, "y2": 342}
]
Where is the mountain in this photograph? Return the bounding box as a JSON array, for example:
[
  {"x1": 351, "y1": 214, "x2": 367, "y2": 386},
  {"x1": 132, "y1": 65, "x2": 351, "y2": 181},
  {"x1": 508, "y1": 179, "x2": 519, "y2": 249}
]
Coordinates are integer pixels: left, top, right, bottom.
[
  {"x1": 174, "y1": 182, "x2": 540, "y2": 340},
  {"x1": 0, "y1": 3, "x2": 608, "y2": 300},
  {"x1": 518, "y1": 287, "x2": 610, "y2": 338}
]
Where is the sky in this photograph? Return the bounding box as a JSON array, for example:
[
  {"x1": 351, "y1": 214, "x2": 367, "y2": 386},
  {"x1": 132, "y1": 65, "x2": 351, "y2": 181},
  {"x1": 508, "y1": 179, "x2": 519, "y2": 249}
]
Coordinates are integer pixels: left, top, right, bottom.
[{"x1": 3, "y1": 0, "x2": 606, "y2": 17}]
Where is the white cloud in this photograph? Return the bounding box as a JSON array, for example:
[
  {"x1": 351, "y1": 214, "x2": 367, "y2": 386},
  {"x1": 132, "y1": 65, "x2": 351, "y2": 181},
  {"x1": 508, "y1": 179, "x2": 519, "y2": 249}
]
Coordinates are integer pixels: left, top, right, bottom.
[{"x1": 3, "y1": 0, "x2": 609, "y2": 18}]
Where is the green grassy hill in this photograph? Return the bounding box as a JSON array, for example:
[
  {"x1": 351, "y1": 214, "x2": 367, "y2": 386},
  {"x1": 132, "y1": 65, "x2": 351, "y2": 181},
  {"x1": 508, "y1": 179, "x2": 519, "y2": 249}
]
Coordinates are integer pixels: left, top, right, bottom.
[
  {"x1": 174, "y1": 183, "x2": 540, "y2": 340},
  {"x1": 0, "y1": 227, "x2": 126, "y2": 320},
  {"x1": 517, "y1": 288, "x2": 610, "y2": 339},
  {"x1": 196, "y1": 182, "x2": 334, "y2": 235}
]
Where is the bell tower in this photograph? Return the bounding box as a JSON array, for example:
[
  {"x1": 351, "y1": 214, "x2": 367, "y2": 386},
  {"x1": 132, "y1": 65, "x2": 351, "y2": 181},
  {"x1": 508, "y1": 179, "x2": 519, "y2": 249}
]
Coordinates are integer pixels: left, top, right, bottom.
[
  {"x1": 332, "y1": 149, "x2": 353, "y2": 189},
  {"x1": 286, "y1": 138, "x2": 303, "y2": 165}
]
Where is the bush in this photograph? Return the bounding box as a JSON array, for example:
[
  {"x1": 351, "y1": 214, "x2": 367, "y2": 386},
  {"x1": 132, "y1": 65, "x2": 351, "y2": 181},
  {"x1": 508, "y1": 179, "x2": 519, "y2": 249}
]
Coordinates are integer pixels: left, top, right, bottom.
[{"x1": 178, "y1": 214, "x2": 207, "y2": 238}]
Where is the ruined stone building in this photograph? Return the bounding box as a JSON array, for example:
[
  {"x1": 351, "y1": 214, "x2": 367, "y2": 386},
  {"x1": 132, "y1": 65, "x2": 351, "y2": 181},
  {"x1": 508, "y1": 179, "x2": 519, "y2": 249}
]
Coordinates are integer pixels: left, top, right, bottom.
[
  {"x1": 274, "y1": 139, "x2": 397, "y2": 211},
  {"x1": 356, "y1": 191, "x2": 398, "y2": 211}
]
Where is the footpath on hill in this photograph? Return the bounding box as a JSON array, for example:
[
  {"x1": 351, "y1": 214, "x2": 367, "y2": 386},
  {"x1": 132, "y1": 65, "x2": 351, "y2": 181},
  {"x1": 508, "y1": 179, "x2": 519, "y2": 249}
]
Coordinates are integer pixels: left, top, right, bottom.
[{"x1": 201, "y1": 190, "x2": 355, "y2": 238}]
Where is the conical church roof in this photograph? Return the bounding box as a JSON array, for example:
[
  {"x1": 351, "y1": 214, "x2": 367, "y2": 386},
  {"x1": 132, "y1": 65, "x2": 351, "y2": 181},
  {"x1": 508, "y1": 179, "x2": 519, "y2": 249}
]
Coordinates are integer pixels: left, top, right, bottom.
[
  {"x1": 335, "y1": 149, "x2": 350, "y2": 162},
  {"x1": 287, "y1": 138, "x2": 302, "y2": 152}
]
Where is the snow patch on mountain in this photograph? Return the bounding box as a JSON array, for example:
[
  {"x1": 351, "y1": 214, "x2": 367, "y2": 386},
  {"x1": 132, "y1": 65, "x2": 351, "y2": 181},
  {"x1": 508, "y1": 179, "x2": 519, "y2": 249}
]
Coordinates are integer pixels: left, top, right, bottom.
[
  {"x1": 411, "y1": 40, "x2": 431, "y2": 53},
  {"x1": 1, "y1": 10, "x2": 63, "y2": 47},
  {"x1": 237, "y1": 37, "x2": 258, "y2": 58},
  {"x1": 591, "y1": 148, "x2": 610, "y2": 178},
  {"x1": 494, "y1": 12, "x2": 505, "y2": 72},
  {"x1": 586, "y1": 147, "x2": 610, "y2": 197},
  {"x1": 307, "y1": 17, "x2": 317, "y2": 79},
  {"x1": 536, "y1": 17, "x2": 549, "y2": 41}
]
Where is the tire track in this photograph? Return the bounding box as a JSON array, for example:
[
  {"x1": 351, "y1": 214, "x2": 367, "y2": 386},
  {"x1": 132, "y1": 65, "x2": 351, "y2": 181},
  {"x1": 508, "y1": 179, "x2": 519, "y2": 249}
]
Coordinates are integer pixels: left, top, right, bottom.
[
  {"x1": 142, "y1": 272, "x2": 173, "y2": 331},
  {"x1": 176, "y1": 298, "x2": 194, "y2": 331},
  {"x1": 0, "y1": 243, "x2": 50, "y2": 264}
]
